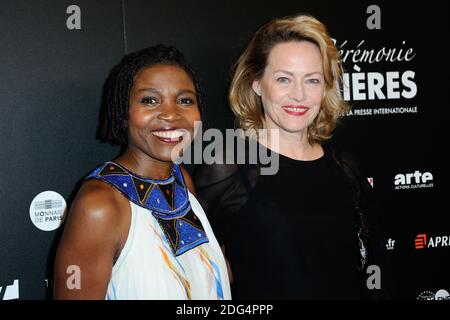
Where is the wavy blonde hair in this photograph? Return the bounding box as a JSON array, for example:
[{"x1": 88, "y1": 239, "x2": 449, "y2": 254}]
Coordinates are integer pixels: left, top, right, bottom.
[{"x1": 229, "y1": 14, "x2": 349, "y2": 144}]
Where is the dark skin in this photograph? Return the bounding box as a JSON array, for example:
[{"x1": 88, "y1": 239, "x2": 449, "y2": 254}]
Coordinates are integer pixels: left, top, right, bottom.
[{"x1": 54, "y1": 64, "x2": 200, "y2": 299}]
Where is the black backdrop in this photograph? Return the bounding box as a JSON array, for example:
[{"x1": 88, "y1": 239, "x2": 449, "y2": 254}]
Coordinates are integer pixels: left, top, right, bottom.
[{"x1": 0, "y1": 0, "x2": 448, "y2": 300}]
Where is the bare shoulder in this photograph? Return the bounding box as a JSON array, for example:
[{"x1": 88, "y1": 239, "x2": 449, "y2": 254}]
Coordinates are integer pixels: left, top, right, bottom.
[
  {"x1": 54, "y1": 179, "x2": 130, "y2": 299},
  {"x1": 76, "y1": 178, "x2": 127, "y2": 210},
  {"x1": 61, "y1": 179, "x2": 131, "y2": 253},
  {"x1": 70, "y1": 179, "x2": 127, "y2": 224},
  {"x1": 180, "y1": 166, "x2": 196, "y2": 196}
]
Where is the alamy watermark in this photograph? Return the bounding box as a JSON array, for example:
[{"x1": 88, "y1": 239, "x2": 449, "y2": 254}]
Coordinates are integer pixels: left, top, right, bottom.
[
  {"x1": 171, "y1": 121, "x2": 280, "y2": 175},
  {"x1": 66, "y1": 265, "x2": 81, "y2": 290}
]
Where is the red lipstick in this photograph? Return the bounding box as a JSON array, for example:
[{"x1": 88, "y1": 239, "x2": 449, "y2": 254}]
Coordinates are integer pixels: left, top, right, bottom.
[{"x1": 282, "y1": 105, "x2": 309, "y2": 116}]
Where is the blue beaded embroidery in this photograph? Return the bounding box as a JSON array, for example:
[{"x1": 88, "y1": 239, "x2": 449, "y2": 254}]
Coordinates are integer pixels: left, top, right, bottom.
[{"x1": 85, "y1": 161, "x2": 209, "y2": 256}]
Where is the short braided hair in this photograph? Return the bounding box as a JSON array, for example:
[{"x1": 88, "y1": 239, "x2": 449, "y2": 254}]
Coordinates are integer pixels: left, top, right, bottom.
[{"x1": 98, "y1": 45, "x2": 204, "y2": 146}]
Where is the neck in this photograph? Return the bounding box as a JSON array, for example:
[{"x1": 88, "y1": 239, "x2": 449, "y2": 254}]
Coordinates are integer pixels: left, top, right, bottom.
[
  {"x1": 115, "y1": 148, "x2": 173, "y2": 180},
  {"x1": 259, "y1": 128, "x2": 323, "y2": 161}
]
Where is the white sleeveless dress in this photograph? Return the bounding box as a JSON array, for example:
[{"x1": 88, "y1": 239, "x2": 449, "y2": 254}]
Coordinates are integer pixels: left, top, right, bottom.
[{"x1": 105, "y1": 192, "x2": 231, "y2": 300}]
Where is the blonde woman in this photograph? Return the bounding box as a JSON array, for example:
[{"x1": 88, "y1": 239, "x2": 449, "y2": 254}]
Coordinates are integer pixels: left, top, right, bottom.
[{"x1": 194, "y1": 14, "x2": 379, "y2": 299}]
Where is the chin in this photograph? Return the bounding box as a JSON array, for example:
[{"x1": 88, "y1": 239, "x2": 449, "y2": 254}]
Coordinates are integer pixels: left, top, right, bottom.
[
  {"x1": 279, "y1": 124, "x2": 308, "y2": 134},
  {"x1": 154, "y1": 150, "x2": 180, "y2": 163},
  {"x1": 162, "y1": 143, "x2": 190, "y2": 162}
]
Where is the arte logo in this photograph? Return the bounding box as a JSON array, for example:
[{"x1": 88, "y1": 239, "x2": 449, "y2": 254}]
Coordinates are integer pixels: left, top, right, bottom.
[
  {"x1": 394, "y1": 170, "x2": 433, "y2": 190},
  {"x1": 29, "y1": 191, "x2": 67, "y2": 231},
  {"x1": 417, "y1": 289, "x2": 450, "y2": 300},
  {"x1": 415, "y1": 233, "x2": 450, "y2": 249},
  {"x1": 0, "y1": 279, "x2": 19, "y2": 300}
]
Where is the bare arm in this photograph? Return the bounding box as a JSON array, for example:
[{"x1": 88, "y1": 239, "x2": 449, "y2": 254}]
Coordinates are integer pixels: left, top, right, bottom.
[{"x1": 53, "y1": 180, "x2": 128, "y2": 299}]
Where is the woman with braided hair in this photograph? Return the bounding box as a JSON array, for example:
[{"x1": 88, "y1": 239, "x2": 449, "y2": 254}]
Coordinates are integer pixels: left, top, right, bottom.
[{"x1": 54, "y1": 45, "x2": 231, "y2": 300}]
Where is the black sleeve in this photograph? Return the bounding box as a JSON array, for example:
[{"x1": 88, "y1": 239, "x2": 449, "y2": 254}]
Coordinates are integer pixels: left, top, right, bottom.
[
  {"x1": 339, "y1": 151, "x2": 396, "y2": 299},
  {"x1": 192, "y1": 163, "x2": 248, "y2": 246}
]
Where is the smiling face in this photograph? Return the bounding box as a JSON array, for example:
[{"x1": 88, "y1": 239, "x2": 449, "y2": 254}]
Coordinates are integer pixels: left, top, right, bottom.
[
  {"x1": 252, "y1": 41, "x2": 325, "y2": 142},
  {"x1": 127, "y1": 64, "x2": 201, "y2": 163}
]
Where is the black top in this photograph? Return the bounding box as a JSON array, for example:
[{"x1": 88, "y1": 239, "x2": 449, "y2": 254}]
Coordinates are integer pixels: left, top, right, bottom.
[
  {"x1": 194, "y1": 146, "x2": 370, "y2": 299},
  {"x1": 228, "y1": 151, "x2": 365, "y2": 299}
]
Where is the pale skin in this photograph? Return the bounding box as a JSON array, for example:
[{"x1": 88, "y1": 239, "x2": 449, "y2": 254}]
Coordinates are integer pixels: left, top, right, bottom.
[
  {"x1": 54, "y1": 64, "x2": 200, "y2": 299},
  {"x1": 252, "y1": 41, "x2": 326, "y2": 161}
]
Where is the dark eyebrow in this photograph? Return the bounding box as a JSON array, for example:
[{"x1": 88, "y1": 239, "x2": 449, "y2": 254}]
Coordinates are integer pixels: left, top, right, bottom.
[
  {"x1": 136, "y1": 88, "x2": 196, "y2": 95},
  {"x1": 137, "y1": 88, "x2": 161, "y2": 93},
  {"x1": 178, "y1": 89, "x2": 197, "y2": 96}
]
